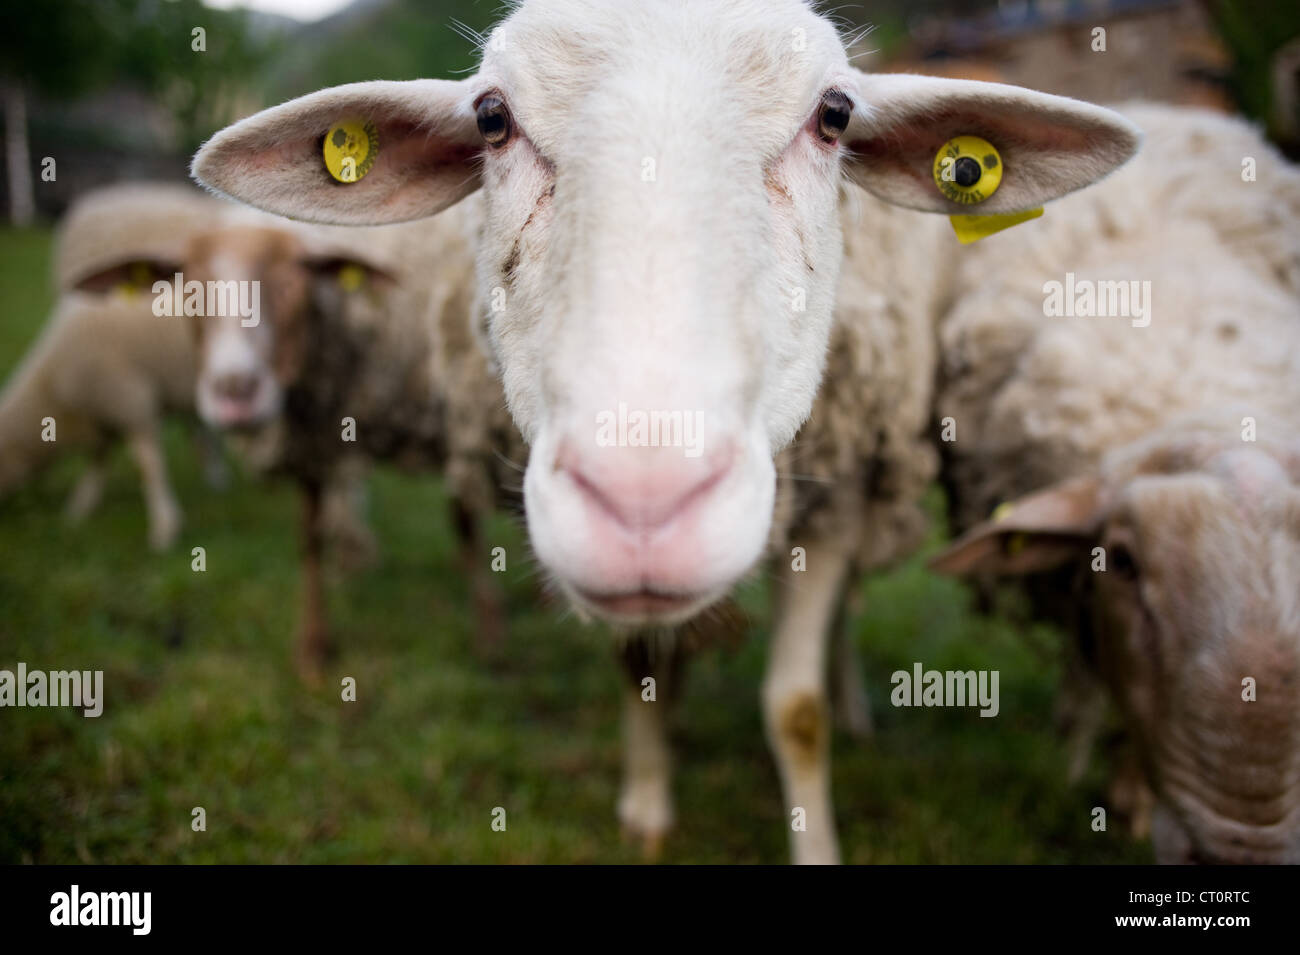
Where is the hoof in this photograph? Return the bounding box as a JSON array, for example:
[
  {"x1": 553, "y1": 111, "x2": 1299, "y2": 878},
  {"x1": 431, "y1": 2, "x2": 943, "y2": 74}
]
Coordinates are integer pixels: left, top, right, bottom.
[{"x1": 620, "y1": 822, "x2": 669, "y2": 862}]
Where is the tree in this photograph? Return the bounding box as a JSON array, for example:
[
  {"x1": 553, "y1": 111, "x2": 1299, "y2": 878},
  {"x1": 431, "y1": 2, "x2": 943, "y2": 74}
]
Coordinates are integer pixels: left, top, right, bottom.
[
  {"x1": 0, "y1": 0, "x2": 110, "y2": 223},
  {"x1": 0, "y1": 0, "x2": 270, "y2": 223}
]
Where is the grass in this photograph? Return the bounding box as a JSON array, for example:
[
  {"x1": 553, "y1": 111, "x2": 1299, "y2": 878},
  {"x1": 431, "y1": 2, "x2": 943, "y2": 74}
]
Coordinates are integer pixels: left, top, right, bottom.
[{"x1": 0, "y1": 225, "x2": 1151, "y2": 863}]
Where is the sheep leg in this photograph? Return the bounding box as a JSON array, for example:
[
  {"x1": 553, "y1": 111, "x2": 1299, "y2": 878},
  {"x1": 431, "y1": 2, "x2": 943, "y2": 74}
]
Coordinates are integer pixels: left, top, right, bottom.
[
  {"x1": 195, "y1": 424, "x2": 229, "y2": 491},
  {"x1": 617, "y1": 637, "x2": 681, "y2": 860},
  {"x1": 764, "y1": 539, "x2": 851, "y2": 864},
  {"x1": 64, "y1": 444, "x2": 109, "y2": 524},
  {"x1": 830, "y1": 591, "x2": 873, "y2": 738},
  {"x1": 294, "y1": 480, "x2": 331, "y2": 685},
  {"x1": 127, "y1": 429, "x2": 181, "y2": 551},
  {"x1": 321, "y1": 461, "x2": 379, "y2": 571},
  {"x1": 451, "y1": 497, "x2": 505, "y2": 654}
]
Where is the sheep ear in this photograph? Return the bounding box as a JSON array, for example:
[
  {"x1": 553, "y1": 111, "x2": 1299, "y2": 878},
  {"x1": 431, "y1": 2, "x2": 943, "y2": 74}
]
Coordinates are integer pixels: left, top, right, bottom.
[
  {"x1": 192, "y1": 79, "x2": 482, "y2": 226},
  {"x1": 929, "y1": 476, "x2": 1102, "y2": 576},
  {"x1": 70, "y1": 259, "x2": 183, "y2": 295},
  {"x1": 297, "y1": 228, "x2": 401, "y2": 286},
  {"x1": 302, "y1": 254, "x2": 399, "y2": 291},
  {"x1": 843, "y1": 72, "x2": 1140, "y2": 215}
]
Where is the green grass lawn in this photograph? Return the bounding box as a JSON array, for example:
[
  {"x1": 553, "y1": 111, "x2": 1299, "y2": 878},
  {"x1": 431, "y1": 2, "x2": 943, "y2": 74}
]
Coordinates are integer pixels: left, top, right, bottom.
[{"x1": 0, "y1": 225, "x2": 1151, "y2": 863}]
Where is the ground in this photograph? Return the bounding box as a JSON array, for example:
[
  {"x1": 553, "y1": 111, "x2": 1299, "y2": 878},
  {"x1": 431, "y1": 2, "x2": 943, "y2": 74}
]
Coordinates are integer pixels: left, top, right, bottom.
[{"x1": 0, "y1": 226, "x2": 1150, "y2": 863}]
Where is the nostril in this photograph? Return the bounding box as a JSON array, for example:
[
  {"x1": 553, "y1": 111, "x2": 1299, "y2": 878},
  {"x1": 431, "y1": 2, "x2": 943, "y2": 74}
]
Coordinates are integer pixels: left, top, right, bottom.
[
  {"x1": 214, "y1": 373, "x2": 259, "y2": 401},
  {"x1": 556, "y1": 440, "x2": 734, "y2": 531}
]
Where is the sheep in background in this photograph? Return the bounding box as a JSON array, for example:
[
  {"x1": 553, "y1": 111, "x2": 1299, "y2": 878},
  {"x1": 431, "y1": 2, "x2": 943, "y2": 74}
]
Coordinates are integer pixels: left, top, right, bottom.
[
  {"x1": 182, "y1": 204, "x2": 527, "y2": 680},
  {"x1": 0, "y1": 183, "x2": 221, "y2": 550},
  {"x1": 931, "y1": 104, "x2": 1300, "y2": 863},
  {"x1": 191, "y1": 0, "x2": 1140, "y2": 862}
]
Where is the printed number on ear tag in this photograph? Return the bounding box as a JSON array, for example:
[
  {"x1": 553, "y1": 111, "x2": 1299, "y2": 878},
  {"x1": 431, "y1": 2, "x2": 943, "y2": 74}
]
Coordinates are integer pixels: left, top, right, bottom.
[
  {"x1": 933, "y1": 135, "x2": 1004, "y2": 205},
  {"x1": 324, "y1": 119, "x2": 379, "y2": 184},
  {"x1": 933, "y1": 135, "x2": 1042, "y2": 243}
]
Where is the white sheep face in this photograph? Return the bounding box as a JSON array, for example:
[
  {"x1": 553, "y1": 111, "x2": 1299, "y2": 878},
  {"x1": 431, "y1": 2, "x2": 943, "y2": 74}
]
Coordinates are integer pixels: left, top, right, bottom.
[
  {"x1": 191, "y1": 0, "x2": 1140, "y2": 626},
  {"x1": 470, "y1": 0, "x2": 853, "y2": 621}
]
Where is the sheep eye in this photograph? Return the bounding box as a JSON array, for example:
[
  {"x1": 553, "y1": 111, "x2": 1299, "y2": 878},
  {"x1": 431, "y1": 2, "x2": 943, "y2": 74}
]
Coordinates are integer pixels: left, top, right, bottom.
[
  {"x1": 1110, "y1": 543, "x2": 1139, "y2": 581},
  {"x1": 476, "y1": 95, "x2": 512, "y2": 147},
  {"x1": 817, "y1": 90, "x2": 852, "y2": 143}
]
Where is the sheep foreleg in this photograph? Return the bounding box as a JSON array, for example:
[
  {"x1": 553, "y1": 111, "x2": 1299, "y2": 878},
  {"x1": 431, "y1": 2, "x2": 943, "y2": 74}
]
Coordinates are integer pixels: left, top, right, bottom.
[
  {"x1": 127, "y1": 429, "x2": 181, "y2": 551},
  {"x1": 764, "y1": 539, "x2": 851, "y2": 864},
  {"x1": 294, "y1": 481, "x2": 331, "y2": 685},
  {"x1": 617, "y1": 637, "x2": 680, "y2": 860}
]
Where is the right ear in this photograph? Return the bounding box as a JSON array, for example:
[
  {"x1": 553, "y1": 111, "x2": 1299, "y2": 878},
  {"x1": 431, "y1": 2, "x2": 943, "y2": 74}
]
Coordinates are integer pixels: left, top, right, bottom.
[
  {"x1": 929, "y1": 476, "x2": 1103, "y2": 577},
  {"x1": 842, "y1": 72, "x2": 1141, "y2": 215},
  {"x1": 191, "y1": 79, "x2": 482, "y2": 226}
]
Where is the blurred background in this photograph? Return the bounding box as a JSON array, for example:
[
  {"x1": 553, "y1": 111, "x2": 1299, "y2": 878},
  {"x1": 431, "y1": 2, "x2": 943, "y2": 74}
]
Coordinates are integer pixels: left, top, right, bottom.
[
  {"x1": 0, "y1": 0, "x2": 1296, "y2": 863},
  {"x1": 4, "y1": 0, "x2": 1298, "y2": 223}
]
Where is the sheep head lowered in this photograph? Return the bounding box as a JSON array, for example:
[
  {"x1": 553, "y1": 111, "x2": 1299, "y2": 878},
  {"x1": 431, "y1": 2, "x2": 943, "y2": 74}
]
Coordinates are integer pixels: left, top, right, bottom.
[
  {"x1": 192, "y1": 0, "x2": 1139, "y2": 626},
  {"x1": 931, "y1": 424, "x2": 1300, "y2": 864}
]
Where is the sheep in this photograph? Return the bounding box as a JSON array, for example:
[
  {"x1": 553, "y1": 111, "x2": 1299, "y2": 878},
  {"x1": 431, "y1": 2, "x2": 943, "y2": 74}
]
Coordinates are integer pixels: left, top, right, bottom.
[
  {"x1": 0, "y1": 183, "x2": 223, "y2": 550},
  {"x1": 180, "y1": 203, "x2": 528, "y2": 680},
  {"x1": 930, "y1": 104, "x2": 1300, "y2": 863},
  {"x1": 190, "y1": 0, "x2": 1140, "y2": 862}
]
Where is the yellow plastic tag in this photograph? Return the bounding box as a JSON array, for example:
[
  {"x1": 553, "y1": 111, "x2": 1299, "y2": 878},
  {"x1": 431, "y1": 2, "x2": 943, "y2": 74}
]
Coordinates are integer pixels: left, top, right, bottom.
[
  {"x1": 933, "y1": 135, "x2": 1004, "y2": 205},
  {"x1": 323, "y1": 119, "x2": 378, "y2": 184},
  {"x1": 949, "y1": 207, "x2": 1043, "y2": 244},
  {"x1": 991, "y1": 502, "x2": 1015, "y2": 523},
  {"x1": 337, "y1": 263, "x2": 366, "y2": 292},
  {"x1": 933, "y1": 135, "x2": 1043, "y2": 243}
]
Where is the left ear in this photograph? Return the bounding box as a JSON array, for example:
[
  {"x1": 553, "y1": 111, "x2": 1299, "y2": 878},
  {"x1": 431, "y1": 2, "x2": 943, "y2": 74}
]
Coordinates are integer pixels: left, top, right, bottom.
[
  {"x1": 843, "y1": 71, "x2": 1141, "y2": 215},
  {"x1": 929, "y1": 476, "x2": 1103, "y2": 576},
  {"x1": 69, "y1": 258, "x2": 184, "y2": 295}
]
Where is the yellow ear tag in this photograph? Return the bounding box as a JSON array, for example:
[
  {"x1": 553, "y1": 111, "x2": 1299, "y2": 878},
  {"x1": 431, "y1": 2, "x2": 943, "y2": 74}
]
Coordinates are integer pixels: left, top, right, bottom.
[
  {"x1": 337, "y1": 263, "x2": 366, "y2": 292},
  {"x1": 111, "y1": 261, "x2": 153, "y2": 298},
  {"x1": 932, "y1": 135, "x2": 1043, "y2": 244},
  {"x1": 126, "y1": 261, "x2": 153, "y2": 294},
  {"x1": 991, "y1": 502, "x2": 1015, "y2": 523},
  {"x1": 323, "y1": 119, "x2": 379, "y2": 184}
]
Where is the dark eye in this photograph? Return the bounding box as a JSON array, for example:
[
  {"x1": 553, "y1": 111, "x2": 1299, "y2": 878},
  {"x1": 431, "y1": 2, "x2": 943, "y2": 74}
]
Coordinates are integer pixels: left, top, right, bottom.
[
  {"x1": 476, "y1": 95, "x2": 512, "y2": 148},
  {"x1": 1110, "y1": 542, "x2": 1139, "y2": 581},
  {"x1": 817, "y1": 90, "x2": 852, "y2": 143}
]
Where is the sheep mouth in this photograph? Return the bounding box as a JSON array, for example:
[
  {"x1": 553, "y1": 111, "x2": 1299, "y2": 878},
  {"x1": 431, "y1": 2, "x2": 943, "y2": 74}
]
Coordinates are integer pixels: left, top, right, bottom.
[
  {"x1": 574, "y1": 586, "x2": 708, "y2": 622},
  {"x1": 210, "y1": 398, "x2": 272, "y2": 430},
  {"x1": 198, "y1": 380, "x2": 281, "y2": 431}
]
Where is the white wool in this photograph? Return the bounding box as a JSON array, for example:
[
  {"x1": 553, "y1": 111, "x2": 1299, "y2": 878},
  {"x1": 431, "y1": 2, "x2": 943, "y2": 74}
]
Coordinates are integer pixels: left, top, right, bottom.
[{"x1": 939, "y1": 103, "x2": 1300, "y2": 530}]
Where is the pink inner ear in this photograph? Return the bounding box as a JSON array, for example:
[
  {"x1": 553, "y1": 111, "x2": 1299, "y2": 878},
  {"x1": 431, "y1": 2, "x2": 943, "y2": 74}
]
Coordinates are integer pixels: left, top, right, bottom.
[
  {"x1": 72, "y1": 260, "x2": 174, "y2": 294},
  {"x1": 370, "y1": 120, "x2": 482, "y2": 214},
  {"x1": 847, "y1": 105, "x2": 1103, "y2": 195},
  {"x1": 198, "y1": 93, "x2": 484, "y2": 225},
  {"x1": 263, "y1": 117, "x2": 479, "y2": 192},
  {"x1": 847, "y1": 107, "x2": 1092, "y2": 174}
]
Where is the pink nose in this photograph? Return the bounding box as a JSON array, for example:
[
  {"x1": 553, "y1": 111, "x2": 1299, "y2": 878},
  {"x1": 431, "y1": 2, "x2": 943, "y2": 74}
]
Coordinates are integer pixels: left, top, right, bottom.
[{"x1": 556, "y1": 439, "x2": 734, "y2": 533}]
